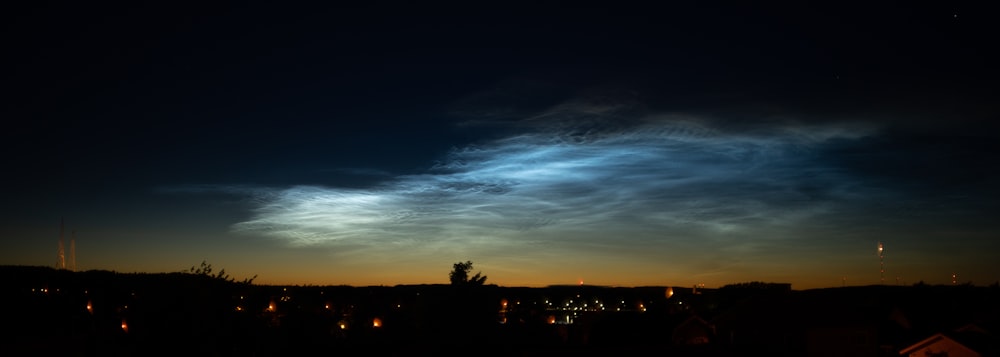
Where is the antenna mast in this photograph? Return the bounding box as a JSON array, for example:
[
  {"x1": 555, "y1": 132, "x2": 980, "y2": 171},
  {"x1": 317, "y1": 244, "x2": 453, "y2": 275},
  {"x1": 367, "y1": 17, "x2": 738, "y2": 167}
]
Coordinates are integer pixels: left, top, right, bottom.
[
  {"x1": 877, "y1": 241, "x2": 885, "y2": 284},
  {"x1": 57, "y1": 218, "x2": 66, "y2": 270},
  {"x1": 70, "y1": 230, "x2": 76, "y2": 271}
]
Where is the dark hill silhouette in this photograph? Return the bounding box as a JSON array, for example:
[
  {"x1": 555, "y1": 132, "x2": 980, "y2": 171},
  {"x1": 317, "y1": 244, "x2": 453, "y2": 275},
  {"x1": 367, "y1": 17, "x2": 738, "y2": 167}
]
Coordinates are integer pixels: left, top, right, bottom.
[{"x1": 2, "y1": 265, "x2": 997, "y2": 356}]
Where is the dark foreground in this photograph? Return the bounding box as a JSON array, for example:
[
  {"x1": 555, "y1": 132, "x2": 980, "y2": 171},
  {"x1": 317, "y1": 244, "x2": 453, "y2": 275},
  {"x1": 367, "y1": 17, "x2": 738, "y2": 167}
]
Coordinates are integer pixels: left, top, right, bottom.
[{"x1": 2, "y1": 266, "x2": 998, "y2": 356}]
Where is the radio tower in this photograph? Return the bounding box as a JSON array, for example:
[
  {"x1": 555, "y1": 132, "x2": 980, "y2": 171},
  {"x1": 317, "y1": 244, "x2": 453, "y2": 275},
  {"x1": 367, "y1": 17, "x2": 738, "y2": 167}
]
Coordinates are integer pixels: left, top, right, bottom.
[
  {"x1": 877, "y1": 241, "x2": 885, "y2": 284},
  {"x1": 56, "y1": 218, "x2": 66, "y2": 270},
  {"x1": 70, "y1": 230, "x2": 77, "y2": 271}
]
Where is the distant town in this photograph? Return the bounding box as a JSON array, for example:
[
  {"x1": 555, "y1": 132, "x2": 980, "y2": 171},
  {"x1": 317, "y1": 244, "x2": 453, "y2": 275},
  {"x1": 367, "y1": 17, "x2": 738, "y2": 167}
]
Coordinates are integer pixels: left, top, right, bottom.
[{"x1": 3, "y1": 264, "x2": 997, "y2": 356}]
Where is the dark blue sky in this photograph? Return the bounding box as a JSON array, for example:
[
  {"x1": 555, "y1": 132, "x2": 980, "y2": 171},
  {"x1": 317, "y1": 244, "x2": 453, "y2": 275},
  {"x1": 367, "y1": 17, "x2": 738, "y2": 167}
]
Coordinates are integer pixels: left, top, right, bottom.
[{"x1": 3, "y1": 1, "x2": 998, "y2": 288}]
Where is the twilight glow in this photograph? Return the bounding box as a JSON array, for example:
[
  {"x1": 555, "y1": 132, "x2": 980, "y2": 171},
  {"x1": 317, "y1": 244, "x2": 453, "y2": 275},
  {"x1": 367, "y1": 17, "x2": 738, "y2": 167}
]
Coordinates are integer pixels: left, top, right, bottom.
[
  {"x1": 173, "y1": 103, "x2": 948, "y2": 287},
  {"x1": 5, "y1": 2, "x2": 998, "y2": 289}
]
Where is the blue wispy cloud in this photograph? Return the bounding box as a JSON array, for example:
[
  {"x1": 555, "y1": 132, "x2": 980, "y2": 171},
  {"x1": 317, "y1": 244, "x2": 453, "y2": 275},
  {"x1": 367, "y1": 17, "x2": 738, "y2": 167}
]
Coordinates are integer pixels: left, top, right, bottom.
[
  {"x1": 222, "y1": 103, "x2": 882, "y2": 265},
  {"x1": 165, "y1": 96, "x2": 1000, "y2": 286}
]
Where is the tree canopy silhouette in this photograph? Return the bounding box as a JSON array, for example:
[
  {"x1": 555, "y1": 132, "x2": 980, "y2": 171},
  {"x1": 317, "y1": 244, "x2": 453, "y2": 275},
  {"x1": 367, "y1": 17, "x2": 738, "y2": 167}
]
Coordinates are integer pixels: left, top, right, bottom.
[
  {"x1": 187, "y1": 260, "x2": 256, "y2": 284},
  {"x1": 449, "y1": 260, "x2": 487, "y2": 286}
]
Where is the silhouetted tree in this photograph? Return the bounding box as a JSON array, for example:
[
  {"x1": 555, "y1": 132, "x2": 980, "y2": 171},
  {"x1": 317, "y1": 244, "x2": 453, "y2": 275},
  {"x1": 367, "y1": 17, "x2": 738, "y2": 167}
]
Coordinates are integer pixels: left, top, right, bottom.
[
  {"x1": 187, "y1": 260, "x2": 256, "y2": 284},
  {"x1": 449, "y1": 260, "x2": 487, "y2": 286}
]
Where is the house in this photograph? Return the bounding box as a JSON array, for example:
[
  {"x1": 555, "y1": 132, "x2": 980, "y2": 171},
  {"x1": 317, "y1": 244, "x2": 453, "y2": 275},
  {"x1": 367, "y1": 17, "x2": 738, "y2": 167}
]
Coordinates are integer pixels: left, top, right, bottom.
[
  {"x1": 898, "y1": 333, "x2": 981, "y2": 357},
  {"x1": 671, "y1": 314, "x2": 713, "y2": 345}
]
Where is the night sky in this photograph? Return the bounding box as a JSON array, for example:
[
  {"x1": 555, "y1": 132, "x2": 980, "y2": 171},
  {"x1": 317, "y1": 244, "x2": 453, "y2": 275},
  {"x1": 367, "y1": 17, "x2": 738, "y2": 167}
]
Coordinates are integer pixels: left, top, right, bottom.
[{"x1": 3, "y1": 2, "x2": 998, "y2": 289}]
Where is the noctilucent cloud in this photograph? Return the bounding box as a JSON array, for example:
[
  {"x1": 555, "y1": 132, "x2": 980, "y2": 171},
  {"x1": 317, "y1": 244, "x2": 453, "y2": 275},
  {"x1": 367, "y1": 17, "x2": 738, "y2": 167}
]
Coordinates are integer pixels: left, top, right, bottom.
[
  {"x1": 229, "y1": 107, "x2": 871, "y2": 249},
  {"x1": 166, "y1": 97, "x2": 998, "y2": 288}
]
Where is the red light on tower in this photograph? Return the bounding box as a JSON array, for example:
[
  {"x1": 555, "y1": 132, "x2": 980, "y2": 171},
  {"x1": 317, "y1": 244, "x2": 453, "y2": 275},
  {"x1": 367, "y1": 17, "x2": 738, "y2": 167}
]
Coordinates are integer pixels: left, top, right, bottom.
[{"x1": 877, "y1": 241, "x2": 886, "y2": 284}]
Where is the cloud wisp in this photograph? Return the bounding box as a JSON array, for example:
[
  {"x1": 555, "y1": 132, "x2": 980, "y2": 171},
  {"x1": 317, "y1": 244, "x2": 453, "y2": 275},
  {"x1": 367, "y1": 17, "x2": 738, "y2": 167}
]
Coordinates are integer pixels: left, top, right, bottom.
[{"x1": 226, "y1": 113, "x2": 880, "y2": 264}]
